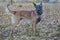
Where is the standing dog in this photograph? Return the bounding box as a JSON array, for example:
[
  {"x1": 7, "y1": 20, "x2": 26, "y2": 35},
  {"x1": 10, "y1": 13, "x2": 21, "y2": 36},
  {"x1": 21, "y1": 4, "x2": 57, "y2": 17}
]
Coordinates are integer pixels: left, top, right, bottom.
[{"x1": 7, "y1": 2, "x2": 43, "y2": 32}]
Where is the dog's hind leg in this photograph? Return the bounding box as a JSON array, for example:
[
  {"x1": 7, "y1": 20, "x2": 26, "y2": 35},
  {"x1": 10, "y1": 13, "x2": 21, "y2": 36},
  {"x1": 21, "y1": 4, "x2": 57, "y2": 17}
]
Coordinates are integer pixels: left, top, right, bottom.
[
  {"x1": 10, "y1": 15, "x2": 20, "y2": 38},
  {"x1": 11, "y1": 15, "x2": 20, "y2": 28}
]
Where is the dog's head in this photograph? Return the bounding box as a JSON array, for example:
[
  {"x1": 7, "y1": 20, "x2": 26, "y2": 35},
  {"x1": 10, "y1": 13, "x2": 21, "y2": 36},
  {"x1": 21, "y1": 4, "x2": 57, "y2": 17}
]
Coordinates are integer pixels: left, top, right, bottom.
[{"x1": 33, "y1": 2, "x2": 43, "y2": 15}]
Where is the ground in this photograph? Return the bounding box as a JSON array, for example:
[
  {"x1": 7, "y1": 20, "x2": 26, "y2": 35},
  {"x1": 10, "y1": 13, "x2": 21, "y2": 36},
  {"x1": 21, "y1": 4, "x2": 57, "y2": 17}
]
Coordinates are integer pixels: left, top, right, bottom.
[{"x1": 0, "y1": 2, "x2": 60, "y2": 40}]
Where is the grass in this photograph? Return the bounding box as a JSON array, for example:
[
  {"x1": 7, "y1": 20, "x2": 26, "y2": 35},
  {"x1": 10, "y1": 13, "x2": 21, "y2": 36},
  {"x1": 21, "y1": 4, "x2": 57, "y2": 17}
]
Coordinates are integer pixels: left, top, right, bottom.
[{"x1": 0, "y1": 3, "x2": 60, "y2": 40}]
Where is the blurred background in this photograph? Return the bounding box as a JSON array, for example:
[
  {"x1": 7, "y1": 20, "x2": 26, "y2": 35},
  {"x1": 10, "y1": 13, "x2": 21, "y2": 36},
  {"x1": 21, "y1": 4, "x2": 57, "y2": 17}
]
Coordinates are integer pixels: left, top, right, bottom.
[{"x1": 0, "y1": 0, "x2": 60, "y2": 40}]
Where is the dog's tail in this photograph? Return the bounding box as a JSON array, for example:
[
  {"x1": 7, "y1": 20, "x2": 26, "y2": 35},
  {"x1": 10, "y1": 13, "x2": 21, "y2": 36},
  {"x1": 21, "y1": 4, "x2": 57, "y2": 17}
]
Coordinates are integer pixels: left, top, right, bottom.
[
  {"x1": 7, "y1": 4, "x2": 12, "y2": 13},
  {"x1": 7, "y1": 4, "x2": 16, "y2": 15}
]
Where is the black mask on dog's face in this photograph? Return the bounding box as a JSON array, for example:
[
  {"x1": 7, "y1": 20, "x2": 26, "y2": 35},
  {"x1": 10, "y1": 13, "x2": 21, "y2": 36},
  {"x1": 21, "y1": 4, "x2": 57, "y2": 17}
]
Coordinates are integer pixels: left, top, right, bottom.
[{"x1": 33, "y1": 2, "x2": 43, "y2": 15}]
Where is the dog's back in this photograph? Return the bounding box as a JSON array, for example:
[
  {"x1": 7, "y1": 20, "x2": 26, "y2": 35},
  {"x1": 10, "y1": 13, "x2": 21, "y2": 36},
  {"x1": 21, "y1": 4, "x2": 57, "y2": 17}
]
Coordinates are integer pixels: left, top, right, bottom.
[{"x1": 13, "y1": 10, "x2": 37, "y2": 19}]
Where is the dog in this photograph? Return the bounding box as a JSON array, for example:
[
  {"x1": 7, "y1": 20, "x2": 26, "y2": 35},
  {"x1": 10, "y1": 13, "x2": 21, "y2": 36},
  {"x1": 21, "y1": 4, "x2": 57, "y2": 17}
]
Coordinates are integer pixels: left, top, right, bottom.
[{"x1": 7, "y1": 2, "x2": 43, "y2": 32}]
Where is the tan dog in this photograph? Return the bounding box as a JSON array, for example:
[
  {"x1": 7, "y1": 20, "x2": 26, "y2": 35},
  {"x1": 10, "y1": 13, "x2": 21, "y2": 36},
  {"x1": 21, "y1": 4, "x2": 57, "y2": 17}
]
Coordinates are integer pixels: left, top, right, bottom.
[{"x1": 7, "y1": 4, "x2": 41, "y2": 32}]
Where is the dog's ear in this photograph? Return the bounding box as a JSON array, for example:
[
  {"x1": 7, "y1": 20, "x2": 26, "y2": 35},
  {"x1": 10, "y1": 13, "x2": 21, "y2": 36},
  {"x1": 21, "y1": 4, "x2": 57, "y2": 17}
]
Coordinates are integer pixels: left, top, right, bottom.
[
  {"x1": 33, "y1": 2, "x2": 36, "y2": 7},
  {"x1": 40, "y1": 1, "x2": 42, "y2": 6}
]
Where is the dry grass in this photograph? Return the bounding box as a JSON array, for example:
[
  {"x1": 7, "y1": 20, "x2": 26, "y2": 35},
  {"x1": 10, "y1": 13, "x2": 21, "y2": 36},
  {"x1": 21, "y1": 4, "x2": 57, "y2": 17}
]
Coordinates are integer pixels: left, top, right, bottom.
[{"x1": 0, "y1": 3, "x2": 60, "y2": 40}]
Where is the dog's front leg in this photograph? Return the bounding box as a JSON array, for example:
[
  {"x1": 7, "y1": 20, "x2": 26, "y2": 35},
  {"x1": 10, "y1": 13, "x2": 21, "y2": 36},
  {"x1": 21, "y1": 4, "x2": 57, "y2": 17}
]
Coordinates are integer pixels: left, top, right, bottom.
[
  {"x1": 32, "y1": 18, "x2": 36, "y2": 32},
  {"x1": 31, "y1": 13, "x2": 37, "y2": 34}
]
